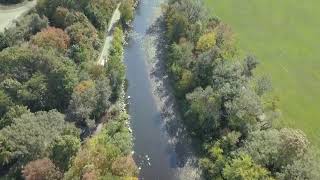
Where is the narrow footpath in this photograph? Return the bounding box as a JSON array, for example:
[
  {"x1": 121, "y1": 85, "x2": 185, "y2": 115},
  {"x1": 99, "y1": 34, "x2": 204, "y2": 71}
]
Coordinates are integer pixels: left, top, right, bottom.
[{"x1": 97, "y1": 3, "x2": 121, "y2": 66}]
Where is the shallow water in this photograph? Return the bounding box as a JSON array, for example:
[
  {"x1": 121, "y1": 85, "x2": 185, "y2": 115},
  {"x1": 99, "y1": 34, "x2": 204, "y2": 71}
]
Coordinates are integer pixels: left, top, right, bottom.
[{"x1": 124, "y1": 0, "x2": 200, "y2": 179}]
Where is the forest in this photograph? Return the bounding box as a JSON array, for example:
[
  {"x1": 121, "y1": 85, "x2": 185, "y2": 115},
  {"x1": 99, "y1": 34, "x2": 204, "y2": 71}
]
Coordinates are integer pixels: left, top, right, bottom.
[
  {"x1": 0, "y1": 0, "x2": 137, "y2": 179},
  {"x1": 163, "y1": 0, "x2": 319, "y2": 179}
]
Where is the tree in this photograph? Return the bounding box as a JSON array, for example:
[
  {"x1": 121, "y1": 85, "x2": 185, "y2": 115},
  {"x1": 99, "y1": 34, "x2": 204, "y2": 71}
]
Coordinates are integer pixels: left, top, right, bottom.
[
  {"x1": 83, "y1": 0, "x2": 119, "y2": 30},
  {"x1": 111, "y1": 156, "x2": 138, "y2": 177},
  {"x1": 92, "y1": 77, "x2": 112, "y2": 119},
  {"x1": 0, "y1": 13, "x2": 48, "y2": 50},
  {"x1": 192, "y1": 49, "x2": 219, "y2": 87},
  {"x1": 120, "y1": 0, "x2": 134, "y2": 25},
  {"x1": 226, "y1": 87, "x2": 263, "y2": 134},
  {"x1": 165, "y1": 11, "x2": 188, "y2": 42},
  {"x1": 66, "y1": 21, "x2": 99, "y2": 64},
  {"x1": 196, "y1": 32, "x2": 216, "y2": 52},
  {"x1": 278, "y1": 148, "x2": 320, "y2": 180},
  {"x1": 50, "y1": 135, "x2": 81, "y2": 171},
  {"x1": 166, "y1": 0, "x2": 207, "y2": 42},
  {"x1": 22, "y1": 158, "x2": 63, "y2": 180},
  {"x1": 186, "y1": 86, "x2": 221, "y2": 138},
  {"x1": 31, "y1": 27, "x2": 70, "y2": 53},
  {"x1": 223, "y1": 154, "x2": 273, "y2": 180},
  {"x1": 0, "y1": 47, "x2": 78, "y2": 111},
  {"x1": 241, "y1": 128, "x2": 310, "y2": 173},
  {"x1": 243, "y1": 55, "x2": 259, "y2": 77},
  {"x1": 0, "y1": 105, "x2": 29, "y2": 129},
  {"x1": 106, "y1": 27, "x2": 125, "y2": 101},
  {"x1": 0, "y1": 110, "x2": 75, "y2": 166},
  {"x1": 167, "y1": 41, "x2": 194, "y2": 96},
  {"x1": 0, "y1": 90, "x2": 12, "y2": 118},
  {"x1": 213, "y1": 22, "x2": 237, "y2": 59},
  {"x1": 68, "y1": 80, "x2": 97, "y2": 127},
  {"x1": 255, "y1": 76, "x2": 272, "y2": 96}
]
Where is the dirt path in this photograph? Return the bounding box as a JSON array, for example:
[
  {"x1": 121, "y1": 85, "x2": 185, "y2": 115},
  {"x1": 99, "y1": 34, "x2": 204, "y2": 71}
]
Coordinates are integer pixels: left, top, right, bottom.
[
  {"x1": 93, "y1": 4, "x2": 122, "y2": 135},
  {"x1": 0, "y1": 0, "x2": 36, "y2": 31},
  {"x1": 97, "y1": 3, "x2": 121, "y2": 66}
]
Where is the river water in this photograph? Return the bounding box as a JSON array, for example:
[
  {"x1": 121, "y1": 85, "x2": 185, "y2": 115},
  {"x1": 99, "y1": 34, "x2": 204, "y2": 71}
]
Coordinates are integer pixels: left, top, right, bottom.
[{"x1": 124, "y1": 0, "x2": 200, "y2": 179}]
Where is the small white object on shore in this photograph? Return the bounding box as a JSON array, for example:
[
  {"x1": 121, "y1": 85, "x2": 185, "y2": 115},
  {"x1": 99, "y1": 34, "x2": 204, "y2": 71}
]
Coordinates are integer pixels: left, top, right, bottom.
[{"x1": 128, "y1": 127, "x2": 132, "y2": 133}]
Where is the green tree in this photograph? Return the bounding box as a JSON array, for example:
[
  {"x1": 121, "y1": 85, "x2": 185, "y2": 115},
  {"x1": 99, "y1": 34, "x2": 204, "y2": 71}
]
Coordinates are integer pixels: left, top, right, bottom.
[
  {"x1": 0, "y1": 90, "x2": 12, "y2": 118},
  {"x1": 186, "y1": 86, "x2": 221, "y2": 138},
  {"x1": 223, "y1": 154, "x2": 273, "y2": 180},
  {"x1": 241, "y1": 128, "x2": 310, "y2": 173},
  {"x1": 0, "y1": 13, "x2": 48, "y2": 50},
  {"x1": 0, "y1": 105, "x2": 29, "y2": 129},
  {"x1": 50, "y1": 135, "x2": 81, "y2": 171},
  {"x1": 106, "y1": 27, "x2": 125, "y2": 101},
  {"x1": 0, "y1": 47, "x2": 78, "y2": 111},
  {"x1": 68, "y1": 80, "x2": 97, "y2": 128},
  {"x1": 0, "y1": 110, "x2": 74, "y2": 166},
  {"x1": 120, "y1": 0, "x2": 134, "y2": 25}
]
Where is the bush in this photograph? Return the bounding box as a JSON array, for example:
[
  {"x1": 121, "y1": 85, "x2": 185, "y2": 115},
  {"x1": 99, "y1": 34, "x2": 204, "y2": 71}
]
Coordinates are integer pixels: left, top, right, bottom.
[{"x1": 22, "y1": 158, "x2": 63, "y2": 180}]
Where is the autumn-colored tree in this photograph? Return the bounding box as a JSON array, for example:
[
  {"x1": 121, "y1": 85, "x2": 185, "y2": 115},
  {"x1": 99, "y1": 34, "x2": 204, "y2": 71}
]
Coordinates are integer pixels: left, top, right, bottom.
[
  {"x1": 196, "y1": 32, "x2": 216, "y2": 52},
  {"x1": 111, "y1": 155, "x2": 138, "y2": 177},
  {"x1": 22, "y1": 158, "x2": 63, "y2": 180},
  {"x1": 31, "y1": 27, "x2": 70, "y2": 53}
]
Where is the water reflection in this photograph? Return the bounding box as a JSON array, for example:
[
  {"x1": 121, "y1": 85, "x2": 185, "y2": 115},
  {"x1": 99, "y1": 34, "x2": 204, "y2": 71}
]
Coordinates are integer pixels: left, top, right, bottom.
[{"x1": 124, "y1": 0, "x2": 201, "y2": 179}]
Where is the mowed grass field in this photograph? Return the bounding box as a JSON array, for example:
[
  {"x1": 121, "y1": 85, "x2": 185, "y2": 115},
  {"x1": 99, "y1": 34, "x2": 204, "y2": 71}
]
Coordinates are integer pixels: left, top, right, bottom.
[{"x1": 205, "y1": 0, "x2": 320, "y2": 147}]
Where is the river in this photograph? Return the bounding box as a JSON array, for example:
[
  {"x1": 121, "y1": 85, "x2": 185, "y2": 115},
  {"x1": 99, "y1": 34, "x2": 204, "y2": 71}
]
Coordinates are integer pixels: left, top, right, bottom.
[{"x1": 124, "y1": 0, "x2": 200, "y2": 179}]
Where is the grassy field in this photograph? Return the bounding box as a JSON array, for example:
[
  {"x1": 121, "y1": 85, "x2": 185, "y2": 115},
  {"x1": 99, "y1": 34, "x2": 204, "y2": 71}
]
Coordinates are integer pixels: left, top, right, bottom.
[{"x1": 205, "y1": 0, "x2": 320, "y2": 147}]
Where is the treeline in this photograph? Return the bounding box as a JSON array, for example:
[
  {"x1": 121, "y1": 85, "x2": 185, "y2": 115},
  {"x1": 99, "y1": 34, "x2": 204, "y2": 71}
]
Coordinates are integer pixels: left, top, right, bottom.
[
  {"x1": 163, "y1": 0, "x2": 319, "y2": 179},
  {"x1": 0, "y1": 0, "x2": 136, "y2": 179}
]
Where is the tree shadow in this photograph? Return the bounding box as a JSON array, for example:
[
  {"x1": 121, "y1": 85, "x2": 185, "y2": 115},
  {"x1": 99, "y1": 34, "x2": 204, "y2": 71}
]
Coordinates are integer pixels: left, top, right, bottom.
[{"x1": 145, "y1": 14, "x2": 202, "y2": 179}]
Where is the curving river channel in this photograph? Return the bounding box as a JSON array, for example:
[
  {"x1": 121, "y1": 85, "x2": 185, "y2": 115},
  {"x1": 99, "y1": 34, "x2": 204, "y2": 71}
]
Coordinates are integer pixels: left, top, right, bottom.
[{"x1": 124, "y1": 0, "x2": 200, "y2": 179}]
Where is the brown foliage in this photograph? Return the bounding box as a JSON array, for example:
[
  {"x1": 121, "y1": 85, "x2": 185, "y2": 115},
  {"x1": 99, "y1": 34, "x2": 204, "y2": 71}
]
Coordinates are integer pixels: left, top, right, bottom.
[
  {"x1": 22, "y1": 158, "x2": 62, "y2": 180},
  {"x1": 111, "y1": 155, "x2": 138, "y2": 177},
  {"x1": 31, "y1": 27, "x2": 70, "y2": 53},
  {"x1": 74, "y1": 80, "x2": 95, "y2": 94}
]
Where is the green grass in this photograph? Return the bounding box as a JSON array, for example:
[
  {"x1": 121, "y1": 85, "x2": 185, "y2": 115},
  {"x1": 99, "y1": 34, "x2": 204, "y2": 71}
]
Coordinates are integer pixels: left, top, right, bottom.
[{"x1": 205, "y1": 0, "x2": 320, "y2": 148}]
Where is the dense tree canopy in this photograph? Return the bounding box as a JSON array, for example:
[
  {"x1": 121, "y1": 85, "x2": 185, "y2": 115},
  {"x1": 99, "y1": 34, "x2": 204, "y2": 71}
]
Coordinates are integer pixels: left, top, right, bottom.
[
  {"x1": 0, "y1": 0, "x2": 135, "y2": 178},
  {"x1": 0, "y1": 110, "x2": 77, "y2": 166},
  {"x1": 0, "y1": 47, "x2": 78, "y2": 112},
  {"x1": 66, "y1": 112, "x2": 137, "y2": 179},
  {"x1": 164, "y1": 0, "x2": 319, "y2": 179}
]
